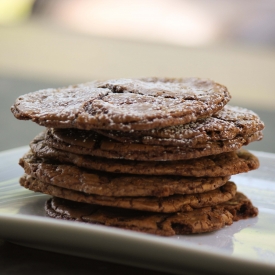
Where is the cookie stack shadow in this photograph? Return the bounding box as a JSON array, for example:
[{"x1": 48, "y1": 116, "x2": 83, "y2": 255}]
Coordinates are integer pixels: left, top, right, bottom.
[{"x1": 12, "y1": 78, "x2": 264, "y2": 236}]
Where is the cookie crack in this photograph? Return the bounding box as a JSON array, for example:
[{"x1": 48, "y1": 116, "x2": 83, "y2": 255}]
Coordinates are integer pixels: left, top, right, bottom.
[{"x1": 99, "y1": 83, "x2": 179, "y2": 99}]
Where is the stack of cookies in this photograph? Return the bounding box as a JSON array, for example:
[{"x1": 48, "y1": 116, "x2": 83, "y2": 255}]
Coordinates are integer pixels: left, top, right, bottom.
[{"x1": 11, "y1": 78, "x2": 264, "y2": 236}]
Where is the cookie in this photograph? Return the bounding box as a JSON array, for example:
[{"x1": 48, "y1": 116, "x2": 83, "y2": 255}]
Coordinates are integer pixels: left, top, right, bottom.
[
  {"x1": 30, "y1": 132, "x2": 260, "y2": 177},
  {"x1": 20, "y1": 174, "x2": 236, "y2": 213},
  {"x1": 20, "y1": 151, "x2": 230, "y2": 197},
  {"x1": 95, "y1": 105, "x2": 265, "y2": 147},
  {"x1": 45, "y1": 191, "x2": 257, "y2": 236},
  {"x1": 11, "y1": 77, "x2": 231, "y2": 131},
  {"x1": 45, "y1": 127, "x2": 262, "y2": 161},
  {"x1": 45, "y1": 196, "x2": 234, "y2": 236},
  {"x1": 219, "y1": 192, "x2": 258, "y2": 221},
  {"x1": 43, "y1": 104, "x2": 265, "y2": 161}
]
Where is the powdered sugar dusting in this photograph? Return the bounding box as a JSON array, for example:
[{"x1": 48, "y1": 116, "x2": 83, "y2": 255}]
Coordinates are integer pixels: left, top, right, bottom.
[
  {"x1": 96, "y1": 105, "x2": 264, "y2": 146},
  {"x1": 12, "y1": 77, "x2": 231, "y2": 131}
]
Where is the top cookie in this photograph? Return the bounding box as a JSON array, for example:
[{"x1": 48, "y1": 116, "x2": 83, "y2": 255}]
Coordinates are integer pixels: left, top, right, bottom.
[{"x1": 11, "y1": 77, "x2": 231, "y2": 131}]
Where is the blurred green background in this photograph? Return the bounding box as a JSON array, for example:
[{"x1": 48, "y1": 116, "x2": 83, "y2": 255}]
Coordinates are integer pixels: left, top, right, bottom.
[{"x1": 1, "y1": 0, "x2": 274, "y2": 153}]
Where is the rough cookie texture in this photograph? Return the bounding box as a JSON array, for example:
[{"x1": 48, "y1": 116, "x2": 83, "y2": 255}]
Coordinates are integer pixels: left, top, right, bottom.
[
  {"x1": 45, "y1": 191, "x2": 258, "y2": 236},
  {"x1": 45, "y1": 127, "x2": 262, "y2": 161},
  {"x1": 20, "y1": 175, "x2": 236, "y2": 213},
  {"x1": 95, "y1": 105, "x2": 264, "y2": 147},
  {"x1": 11, "y1": 78, "x2": 231, "y2": 131},
  {"x1": 46, "y1": 196, "x2": 234, "y2": 236},
  {"x1": 30, "y1": 133, "x2": 260, "y2": 177},
  {"x1": 20, "y1": 151, "x2": 230, "y2": 197},
  {"x1": 219, "y1": 192, "x2": 258, "y2": 221}
]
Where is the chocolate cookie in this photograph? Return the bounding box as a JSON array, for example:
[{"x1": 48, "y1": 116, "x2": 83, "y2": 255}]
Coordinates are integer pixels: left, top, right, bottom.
[
  {"x1": 95, "y1": 105, "x2": 265, "y2": 147},
  {"x1": 219, "y1": 192, "x2": 258, "y2": 221},
  {"x1": 30, "y1": 132, "x2": 260, "y2": 177},
  {"x1": 20, "y1": 174, "x2": 236, "y2": 213},
  {"x1": 45, "y1": 191, "x2": 257, "y2": 236},
  {"x1": 45, "y1": 127, "x2": 262, "y2": 161},
  {"x1": 20, "y1": 151, "x2": 230, "y2": 197},
  {"x1": 11, "y1": 78, "x2": 231, "y2": 131}
]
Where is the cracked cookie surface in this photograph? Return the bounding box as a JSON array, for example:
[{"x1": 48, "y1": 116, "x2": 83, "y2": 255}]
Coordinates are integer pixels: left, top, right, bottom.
[
  {"x1": 11, "y1": 78, "x2": 231, "y2": 131},
  {"x1": 39, "y1": 105, "x2": 264, "y2": 161},
  {"x1": 30, "y1": 132, "x2": 260, "y2": 177},
  {"x1": 20, "y1": 151, "x2": 230, "y2": 197},
  {"x1": 95, "y1": 105, "x2": 264, "y2": 147},
  {"x1": 44, "y1": 191, "x2": 257, "y2": 236},
  {"x1": 20, "y1": 174, "x2": 236, "y2": 213},
  {"x1": 44, "y1": 127, "x2": 262, "y2": 161}
]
